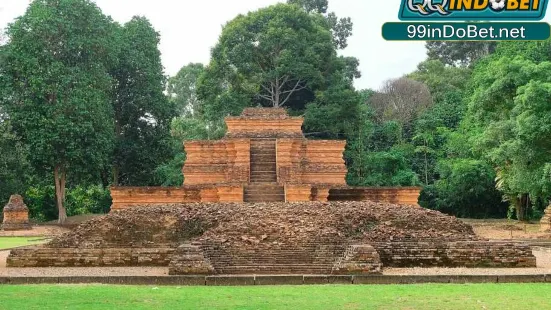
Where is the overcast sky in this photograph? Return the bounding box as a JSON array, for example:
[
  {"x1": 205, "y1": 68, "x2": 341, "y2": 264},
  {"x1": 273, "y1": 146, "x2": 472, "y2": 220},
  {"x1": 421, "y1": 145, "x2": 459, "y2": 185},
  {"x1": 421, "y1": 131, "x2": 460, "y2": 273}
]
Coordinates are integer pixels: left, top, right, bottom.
[{"x1": 0, "y1": 0, "x2": 426, "y2": 90}]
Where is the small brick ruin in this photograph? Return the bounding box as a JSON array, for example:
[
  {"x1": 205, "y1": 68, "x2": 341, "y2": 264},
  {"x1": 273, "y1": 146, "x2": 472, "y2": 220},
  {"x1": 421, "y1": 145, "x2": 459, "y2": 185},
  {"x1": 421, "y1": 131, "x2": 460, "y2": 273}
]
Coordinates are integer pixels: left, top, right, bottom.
[
  {"x1": 110, "y1": 108, "x2": 422, "y2": 210},
  {"x1": 2, "y1": 195, "x2": 31, "y2": 231},
  {"x1": 540, "y1": 204, "x2": 551, "y2": 231},
  {"x1": 7, "y1": 202, "x2": 536, "y2": 273}
]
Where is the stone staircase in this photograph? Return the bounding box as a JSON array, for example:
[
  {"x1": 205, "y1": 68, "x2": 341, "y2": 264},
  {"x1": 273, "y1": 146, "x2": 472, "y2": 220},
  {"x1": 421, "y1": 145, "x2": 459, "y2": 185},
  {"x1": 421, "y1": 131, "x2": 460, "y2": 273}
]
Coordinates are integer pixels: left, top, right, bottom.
[
  {"x1": 245, "y1": 139, "x2": 285, "y2": 202},
  {"x1": 250, "y1": 139, "x2": 277, "y2": 183},
  {"x1": 202, "y1": 243, "x2": 347, "y2": 275}
]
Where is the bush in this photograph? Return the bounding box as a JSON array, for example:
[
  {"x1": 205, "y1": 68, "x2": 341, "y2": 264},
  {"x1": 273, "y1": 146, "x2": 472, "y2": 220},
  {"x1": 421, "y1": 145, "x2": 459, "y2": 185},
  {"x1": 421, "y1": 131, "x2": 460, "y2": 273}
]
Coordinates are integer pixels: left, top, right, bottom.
[{"x1": 24, "y1": 185, "x2": 111, "y2": 222}]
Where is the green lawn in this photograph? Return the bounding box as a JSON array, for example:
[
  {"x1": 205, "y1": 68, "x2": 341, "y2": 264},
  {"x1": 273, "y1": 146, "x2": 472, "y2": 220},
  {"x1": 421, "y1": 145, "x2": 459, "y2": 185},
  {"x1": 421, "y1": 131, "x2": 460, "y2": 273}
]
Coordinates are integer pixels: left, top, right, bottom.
[
  {"x1": 0, "y1": 284, "x2": 549, "y2": 309},
  {"x1": 0, "y1": 237, "x2": 45, "y2": 250}
]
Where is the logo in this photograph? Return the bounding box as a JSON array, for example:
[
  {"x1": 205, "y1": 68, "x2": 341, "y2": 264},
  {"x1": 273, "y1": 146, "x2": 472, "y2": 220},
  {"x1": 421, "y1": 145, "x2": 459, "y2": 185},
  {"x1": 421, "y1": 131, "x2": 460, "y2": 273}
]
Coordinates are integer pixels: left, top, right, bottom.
[{"x1": 399, "y1": 0, "x2": 549, "y2": 20}]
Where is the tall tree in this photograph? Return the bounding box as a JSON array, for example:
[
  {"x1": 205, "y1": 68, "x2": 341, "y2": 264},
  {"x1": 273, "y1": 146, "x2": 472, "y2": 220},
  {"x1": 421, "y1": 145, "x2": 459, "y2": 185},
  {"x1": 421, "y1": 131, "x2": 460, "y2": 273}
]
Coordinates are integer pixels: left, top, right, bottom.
[
  {"x1": 167, "y1": 63, "x2": 205, "y2": 116},
  {"x1": 198, "y1": 4, "x2": 336, "y2": 115},
  {"x1": 3, "y1": 0, "x2": 116, "y2": 223},
  {"x1": 463, "y1": 56, "x2": 551, "y2": 220},
  {"x1": 287, "y1": 0, "x2": 353, "y2": 49},
  {"x1": 369, "y1": 77, "x2": 433, "y2": 138},
  {"x1": 111, "y1": 17, "x2": 175, "y2": 186}
]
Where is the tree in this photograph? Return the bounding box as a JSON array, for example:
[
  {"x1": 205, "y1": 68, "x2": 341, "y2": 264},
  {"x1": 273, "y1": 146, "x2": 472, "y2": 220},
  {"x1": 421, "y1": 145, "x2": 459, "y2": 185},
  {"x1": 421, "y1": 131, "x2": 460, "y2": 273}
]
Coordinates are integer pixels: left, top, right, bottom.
[
  {"x1": 463, "y1": 56, "x2": 551, "y2": 220},
  {"x1": 200, "y1": 4, "x2": 335, "y2": 110},
  {"x1": 3, "y1": 0, "x2": 116, "y2": 223},
  {"x1": 287, "y1": 0, "x2": 353, "y2": 49},
  {"x1": 167, "y1": 63, "x2": 205, "y2": 116},
  {"x1": 369, "y1": 77, "x2": 433, "y2": 136},
  {"x1": 111, "y1": 17, "x2": 175, "y2": 186},
  {"x1": 426, "y1": 41, "x2": 496, "y2": 67}
]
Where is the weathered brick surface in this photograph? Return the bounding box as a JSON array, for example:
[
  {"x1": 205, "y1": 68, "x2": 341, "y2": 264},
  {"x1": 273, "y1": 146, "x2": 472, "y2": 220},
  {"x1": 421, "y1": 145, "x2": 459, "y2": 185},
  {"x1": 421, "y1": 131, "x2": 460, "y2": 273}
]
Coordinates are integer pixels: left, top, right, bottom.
[
  {"x1": 2, "y1": 195, "x2": 31, "y2": 231},
  {"x1": 7, "y1": 247, "x2": 175, "y2": 267},
  {"x1": 225, "y1": 108, "x2": 304, "y2": 139},
  {"x1": 372, "y1": 241, "x2": 536, "y2": 268},
  {"x1": 183, "y1": 140, "x2": 250, "y2": 186},
  {"x1": 332, "y1": 245, "x2": 382, "y2": 274},
  {"x1": 168, "y1": 243, "x2": 214, "y2": 275},
  {"x1": 540, "y1": 204, "x2": 551, "y2": 231},
  {"x1": 277, "y1": 139, "x2": 347, "y2": 186},
  {"x1": 110, "y1": 186, "x2": 244, "y2": 210},
  {"x1": 329, "y1": 187, "x2": 422, "y2": 206}
]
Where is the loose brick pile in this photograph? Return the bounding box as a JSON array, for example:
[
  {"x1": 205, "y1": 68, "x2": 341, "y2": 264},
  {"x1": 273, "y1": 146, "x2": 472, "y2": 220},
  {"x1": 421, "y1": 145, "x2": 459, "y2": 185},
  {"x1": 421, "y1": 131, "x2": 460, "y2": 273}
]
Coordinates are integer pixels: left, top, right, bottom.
[
  {"x1": 48, "y1": 201, "x2": 478, "y2": 249},
  {"x1": 7, "y1": 202, "x2": 536, "y2": 271}
]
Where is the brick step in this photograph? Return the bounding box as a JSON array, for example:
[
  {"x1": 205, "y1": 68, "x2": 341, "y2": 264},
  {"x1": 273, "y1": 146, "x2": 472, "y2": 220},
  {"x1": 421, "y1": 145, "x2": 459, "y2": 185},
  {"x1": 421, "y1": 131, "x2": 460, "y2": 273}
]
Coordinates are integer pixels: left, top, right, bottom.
[
  {"x1": 244, "y1": 195, "x2": 285, "y2": 200},
  {"x1": 214, "y1": 265, "x2": 334, "y2": 274},
  {"x1": 250, "y1": 174, "x2": 277, "y2": 179},
  {"x1": 244, "y1": 190, "x2": 284, "y2": 195},
  {"x1": 250, "y1": 173, "x2": 277, "y2": 177},
  {"x1": 249, "y1": 179, "x2": 278, "y2": 184},
  {"x1": 250, "y1": 164, "x2": 277, "y2": 169},
  {"x1": 245, "y1": 183, "x2": 282, "y2": 188},
  {"x1": 250, "y1": 149, "x2": 276, "y2": 152},
  {"x1": 244, "y1": 198, "x2": 285, "y2": 202},
  {"x1": 250, "y1": 156, "x2": 276, "y2": 161},
  {"x1": 212, "y1": 259, "x2": 339, "y2": 265}
]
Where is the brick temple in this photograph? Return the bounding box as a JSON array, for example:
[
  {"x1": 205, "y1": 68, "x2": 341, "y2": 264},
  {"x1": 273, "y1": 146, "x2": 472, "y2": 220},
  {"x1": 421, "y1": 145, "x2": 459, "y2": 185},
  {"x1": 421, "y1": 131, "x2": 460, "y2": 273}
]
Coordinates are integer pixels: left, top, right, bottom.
[{"x1": 111, "y1": 108, "x2": 421, "y2": 210}]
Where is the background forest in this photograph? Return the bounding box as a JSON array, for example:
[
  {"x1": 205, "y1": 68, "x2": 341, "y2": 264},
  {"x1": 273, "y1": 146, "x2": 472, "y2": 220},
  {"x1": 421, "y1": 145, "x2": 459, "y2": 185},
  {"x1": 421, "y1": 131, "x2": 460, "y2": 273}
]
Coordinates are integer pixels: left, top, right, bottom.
[{"x1": 1, "y1": 0, "x2": 550, "y2": 223}]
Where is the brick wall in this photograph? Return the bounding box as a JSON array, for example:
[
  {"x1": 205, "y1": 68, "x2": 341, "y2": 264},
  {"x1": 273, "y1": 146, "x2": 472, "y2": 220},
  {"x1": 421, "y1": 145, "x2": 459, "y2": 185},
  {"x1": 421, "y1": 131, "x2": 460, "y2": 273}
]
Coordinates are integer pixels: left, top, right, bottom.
[
  {"x1": 329, "y1": 187, "x2": 422, "y2": 206},
  {"x1": 372, "y1": 241, "x2": 536, "y2": 268},
  {"x1": 183, "y1": 140, "x2": 250, "y2": 185},
  {"x1": 277, "y1": 139, "x2": 347, "y2": 185},
  {"x1": 110, "y1": 186, "x2": 244, "y2": 211},
  {"x1": 7, "y1": 247, "x2": 175, "y2": 267}
]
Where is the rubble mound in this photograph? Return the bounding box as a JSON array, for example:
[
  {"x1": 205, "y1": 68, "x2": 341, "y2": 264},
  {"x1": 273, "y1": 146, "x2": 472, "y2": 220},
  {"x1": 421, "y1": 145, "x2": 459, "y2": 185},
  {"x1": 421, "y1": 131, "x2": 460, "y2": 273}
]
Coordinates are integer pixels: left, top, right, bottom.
[{"x1": 48, "y1": 201, "x2": 478, "y2": 249}]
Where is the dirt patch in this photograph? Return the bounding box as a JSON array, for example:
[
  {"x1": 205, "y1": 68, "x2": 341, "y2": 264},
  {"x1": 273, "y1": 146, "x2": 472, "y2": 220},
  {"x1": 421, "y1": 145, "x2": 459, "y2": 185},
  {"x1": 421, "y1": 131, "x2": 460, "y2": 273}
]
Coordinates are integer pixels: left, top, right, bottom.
[
  {"x1": 463, "y1": 219, "x2": 551, "y2": 240},
  {"x1": 0, "y1": 225, "x2": 70, "y2": 238},
  {"x1": 47, "y1": 202, "x2": 478, "y2": 249}
]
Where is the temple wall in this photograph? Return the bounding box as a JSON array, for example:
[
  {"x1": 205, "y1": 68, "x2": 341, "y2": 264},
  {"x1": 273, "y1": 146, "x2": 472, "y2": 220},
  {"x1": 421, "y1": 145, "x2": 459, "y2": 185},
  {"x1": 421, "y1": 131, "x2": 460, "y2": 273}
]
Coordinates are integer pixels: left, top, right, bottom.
[
  {"x1": 329, "y1": 187, "x2": 421, "y2": 206},
  {"x1": 372, "y1": 241, "x2": 536, "y2": 268},
  {"x1": 277, "y1": 139, "x2": 347, "y2": 185},
  {"x1": 110, "y1": 186, "x2": 244, "y2": 211},
  {"x1": 8, "y1": 247, "x2": 175, "y2": 267},
  {"x1": 225, "y1": 119, "x2": 304, "y2": 139},
  {"x1": 183, "y1": 139, "x2": 250, "y2": 185}
]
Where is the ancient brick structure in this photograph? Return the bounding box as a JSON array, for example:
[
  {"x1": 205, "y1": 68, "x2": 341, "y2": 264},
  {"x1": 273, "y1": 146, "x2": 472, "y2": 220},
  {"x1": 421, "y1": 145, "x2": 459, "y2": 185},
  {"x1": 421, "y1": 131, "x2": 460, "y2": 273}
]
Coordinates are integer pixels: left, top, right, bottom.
[
  {"x1": 111, "y1": 108, "x2": 421, "y2": 209},
  {"x1": 7, "y1": 203, "x2": 537, "y2": 271},
  {"x1": 2, "y1": 195, "x2": 31, "y2": 231},
  {"x1": 540, "y1": 205, "x2": 551, "y2": 231}
]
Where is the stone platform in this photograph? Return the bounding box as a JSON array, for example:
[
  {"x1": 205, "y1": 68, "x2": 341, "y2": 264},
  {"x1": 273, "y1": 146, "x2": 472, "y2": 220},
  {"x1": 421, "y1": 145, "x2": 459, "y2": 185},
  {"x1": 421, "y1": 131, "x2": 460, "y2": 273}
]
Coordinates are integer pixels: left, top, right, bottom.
[{"x1": 6, "y1": 202, "x2": 537, "y2": 272}]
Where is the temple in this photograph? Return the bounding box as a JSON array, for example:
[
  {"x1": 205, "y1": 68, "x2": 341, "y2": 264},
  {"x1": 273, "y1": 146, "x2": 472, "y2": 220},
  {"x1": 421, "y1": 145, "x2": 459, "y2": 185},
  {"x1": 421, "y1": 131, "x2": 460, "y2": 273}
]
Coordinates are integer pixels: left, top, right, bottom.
[{"x1": 110, "y1": 108, "x2": 421, "y2": 210}]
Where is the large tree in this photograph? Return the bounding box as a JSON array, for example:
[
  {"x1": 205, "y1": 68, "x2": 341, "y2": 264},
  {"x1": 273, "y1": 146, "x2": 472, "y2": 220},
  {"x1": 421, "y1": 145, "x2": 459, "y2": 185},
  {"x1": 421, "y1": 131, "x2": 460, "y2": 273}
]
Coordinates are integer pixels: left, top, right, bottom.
[
  {"x1": 198, "y1": 4, "x2": 336, "y2": 114},
  {"x1": 3, "y1": 0, "x2": 116, "y2": 223},
  {"x1": 111, "y1": 17, "x2": 175, "y2": 186}
]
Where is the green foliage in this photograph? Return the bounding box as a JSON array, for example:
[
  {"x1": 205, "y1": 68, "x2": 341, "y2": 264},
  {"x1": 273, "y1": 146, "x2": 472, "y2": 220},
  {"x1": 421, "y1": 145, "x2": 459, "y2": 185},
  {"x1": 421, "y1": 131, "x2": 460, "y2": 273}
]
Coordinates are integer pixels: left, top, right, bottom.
[
  {"x1": 111, "y1": 16, "x2": 175, "y2": 186},
  {"x1": 167, "y1": 63, "x2": 205, "y2": 116},
  {"x1": 199, "y1": 4, "x2": 335, "y2": 111},
  {"x1": 3, "y1": 0, "x2": 117, "y2": 222},
  {"x1": 24, "y1": 185, "x2": 111, "y2": 221},
  {"x1": 426, "y1": 41, "x2": 496, "y2": 67},
  {"x1": 0, "y1": 120, "x2": 32, "y2": 206},
  {"x1": 420, "y1": 159, "x2": 507, "y2": 218}
]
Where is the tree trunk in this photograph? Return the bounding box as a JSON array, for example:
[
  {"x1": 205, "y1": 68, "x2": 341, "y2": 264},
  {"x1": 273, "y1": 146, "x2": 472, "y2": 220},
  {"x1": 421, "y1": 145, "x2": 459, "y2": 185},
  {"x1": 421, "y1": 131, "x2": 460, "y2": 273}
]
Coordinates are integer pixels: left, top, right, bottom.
[
  {"x1": 424, "y1": 147, "x2": 429, "y2": 185},
  {"x1": 54, "y1": 165, "x2": 68, "y2": 225},
  {"x1": 514, "y1": 194, "x2": 529, "y2": 222},
  {"x1": 112, "y1": 166, "x2": 119, "y2": 186}
]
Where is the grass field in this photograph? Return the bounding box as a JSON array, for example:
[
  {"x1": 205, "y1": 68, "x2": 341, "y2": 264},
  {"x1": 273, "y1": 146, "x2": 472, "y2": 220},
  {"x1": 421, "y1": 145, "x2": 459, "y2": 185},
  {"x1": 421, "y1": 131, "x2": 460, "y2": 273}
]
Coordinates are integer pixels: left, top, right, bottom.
[
  {"x1": 0, "y1": 237, "x2": 45, "y2": 250},
  {"x1": 0, "y1": 284, "x2": 550, "y2": 309}
]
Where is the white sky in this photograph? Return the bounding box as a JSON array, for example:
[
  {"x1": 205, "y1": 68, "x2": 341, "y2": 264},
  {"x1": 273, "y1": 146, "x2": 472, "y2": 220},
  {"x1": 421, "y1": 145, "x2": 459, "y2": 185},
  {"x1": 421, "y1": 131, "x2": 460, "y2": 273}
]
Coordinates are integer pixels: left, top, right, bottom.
[{"x1": 0, "y1": 0, "x2": 426, "y2": 90}]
